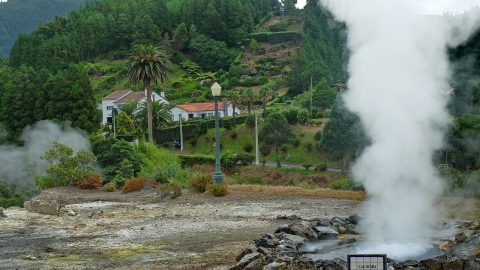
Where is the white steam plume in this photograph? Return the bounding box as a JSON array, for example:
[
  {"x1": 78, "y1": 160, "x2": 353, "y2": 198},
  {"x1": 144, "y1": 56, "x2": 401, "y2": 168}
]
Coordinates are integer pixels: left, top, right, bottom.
[
  {"x1": 0, "y1": 121, "x2": 90, "y2": 191},
  {"x1": 319, "y1": 0, "x2": 480, "y2": 258}
]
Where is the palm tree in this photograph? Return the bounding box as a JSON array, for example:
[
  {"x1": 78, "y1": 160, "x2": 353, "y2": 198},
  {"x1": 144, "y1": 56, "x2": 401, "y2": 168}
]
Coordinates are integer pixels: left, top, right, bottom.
[
  {"x1": 135, "y1": 100, "x2": 172, "y2": 130},
  {"x1": 127, "y1": 44, "x2": 170, "y2": 142},
  {"x1": 259, "y1": 84, "x2": 275, "y2": 117},
  {"x1": 226, "y1": 90, "x2": 240, "y2": 126},
  {"x1": 121, "y1": 101, "x2": 138, "y2": 119},
  {"x1": 239, "y1": 87, "x2": 254, "y2": 114}
]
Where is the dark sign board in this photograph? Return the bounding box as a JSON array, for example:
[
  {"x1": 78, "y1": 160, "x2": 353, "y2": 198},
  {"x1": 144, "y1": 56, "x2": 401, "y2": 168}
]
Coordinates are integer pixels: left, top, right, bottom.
[{"x1": 348, "y1": 254, "x2": 387, "y2": 270}]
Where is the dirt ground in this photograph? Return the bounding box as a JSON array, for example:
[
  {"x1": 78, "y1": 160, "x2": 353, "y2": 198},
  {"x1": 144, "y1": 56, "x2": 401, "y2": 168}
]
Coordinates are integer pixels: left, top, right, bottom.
[{"x1": 0, "y1": 186, "x2": 362, "y2": 270}]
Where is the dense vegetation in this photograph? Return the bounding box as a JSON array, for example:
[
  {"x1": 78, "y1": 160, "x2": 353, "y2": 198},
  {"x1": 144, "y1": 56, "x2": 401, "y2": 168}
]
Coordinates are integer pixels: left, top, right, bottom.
[{"x1": 0, "y1": 0, "x2": 87, "y2": 57}]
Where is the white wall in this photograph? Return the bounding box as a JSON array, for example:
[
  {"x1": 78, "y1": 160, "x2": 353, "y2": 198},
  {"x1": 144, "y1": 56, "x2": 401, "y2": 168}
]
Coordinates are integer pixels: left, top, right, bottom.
[{"x1": 101, "y1": 100, "x2": 119, "y2": 125}]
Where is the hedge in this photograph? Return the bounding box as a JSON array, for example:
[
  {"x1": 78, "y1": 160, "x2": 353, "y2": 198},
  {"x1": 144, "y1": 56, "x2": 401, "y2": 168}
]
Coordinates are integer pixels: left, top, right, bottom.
[
  {"x1": 250, "y1": 31, "x2": 303, "y2": 44},
  {"x1": 177, "y1": 154, "x2": 215, "y2": 167}
]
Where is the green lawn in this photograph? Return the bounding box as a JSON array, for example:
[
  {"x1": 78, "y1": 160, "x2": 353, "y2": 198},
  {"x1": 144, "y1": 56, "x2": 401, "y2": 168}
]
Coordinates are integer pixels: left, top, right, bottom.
[{"x1": 174, "y1": 123, "x2": 340, "y2": 167}]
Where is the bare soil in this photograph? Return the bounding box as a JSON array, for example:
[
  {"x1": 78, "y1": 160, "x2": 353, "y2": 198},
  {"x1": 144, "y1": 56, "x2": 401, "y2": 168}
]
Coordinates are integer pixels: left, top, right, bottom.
[{"x1": 0, "y1": 186, "x2": 361, "y2": 270}]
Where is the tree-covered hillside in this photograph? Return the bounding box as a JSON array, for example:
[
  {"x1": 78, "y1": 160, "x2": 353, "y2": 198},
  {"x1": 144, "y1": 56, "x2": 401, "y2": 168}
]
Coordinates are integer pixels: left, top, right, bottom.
[{"x1": 0, "y1": 0, "x2": 87, "y2": 57}]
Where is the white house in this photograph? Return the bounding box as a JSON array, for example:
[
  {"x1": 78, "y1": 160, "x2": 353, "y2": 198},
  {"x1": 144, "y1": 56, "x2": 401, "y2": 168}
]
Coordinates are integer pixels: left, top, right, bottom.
[
  {"x1": 101, "y1": 89, "x2": 169, "y2": 125},
  {"x1": 170, "y1": 100, "x2": 240, "y2": 121}
]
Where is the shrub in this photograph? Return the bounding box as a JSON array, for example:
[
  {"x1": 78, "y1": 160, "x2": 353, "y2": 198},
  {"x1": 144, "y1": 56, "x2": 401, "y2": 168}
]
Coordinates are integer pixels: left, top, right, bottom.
[
  {"x1": 188, "y1": 164, "x2": 214, "y2": 174},
  {"x1": 178, "y1": 154, "x2": 215, "y2": 167},
  {"x1": 243, "y1": 142, "x2": 253, "y2": 153},
  {"x1": 237, "y1": 153, "x2": 255, "y2": 165},
  {"x1": 122, "y1": 178, "x2": 145, "y2": 193},
  {"x1": 315, "y1": 163, "x2": 328, "y2": 172},
  {"x1": 230, "y1": 131, "x2": 238, "y2": 140},
  {"x1": 138, "y1": 143, "x2": 186, "y2": 185},
  {"x1": 284, "y1": 179, "x2": 296, "y2": 186},
  {"x1": 207, "y1": 183, "x2": 228, "y2": 197},
  {"x1": 103, "y1": 182, "x2": 116, "y2": 192},
  {"x1": 298, "y1": 109, "x2": 309, "y2": 124},
  {"x1": 188, "y1": 174, "x2": 213, "y2": 193},
  {"x1": 36, "y1": 142, "x2": 96, "y2": 189},
  {"x1": 329, "y1": 178, "x2": 354, "y2": 190},
  {"x1": 221, "y1": 152, "x2": 238, "y2": 174},
  {"x1": 158, "y1": 182, "x2": 182, "y2": 199},
  {"x1": 307, "y1": 119, "x2": 323, "y2": 126},
  {"x1": 280, "y1": 144, "x2": 288, "y2": 153},
  {"x1": 293, "y1": 138, "x2": 301, "y2": 148},
  {"x1": 305, "y1": 142, "x2": 313, "y2": 152},
  {"x1": 260, "y1": 143, "x2": 271, "y2": 156},
  {"x1": 0, "y1": 182, "x2": 24, "y2": 208},
  {"x1": 75, "y1": 174, "x2": 102, "y2": 190}
]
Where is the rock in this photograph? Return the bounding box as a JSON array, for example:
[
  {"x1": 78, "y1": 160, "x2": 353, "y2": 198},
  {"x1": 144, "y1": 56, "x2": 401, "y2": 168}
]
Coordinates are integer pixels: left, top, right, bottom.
[
  {"x1": 334, "y1": 225, "x2": 348, "y2": 234},
  {"x1": 455, "y1": 231, "x2": 468, "y2": 243},
  {"x1": 244, "y1": 257, "x2": 264, "y2": 270},
  {"x1": 24, "y1": 199, "x2": 60, "y2": 215},
  {"x1": 230, "y1": 252, "x2": 262, "y2": 270},
  {"x1": 236, "y1": 242, "x2": 258, "y2": 261},
  {"x1": 280, "y1": 233, "x2": 306, "y2": 246},
  {"x1": 465, "y1": 259, "x2": 480, "y2": 270},
  {"x1": 315, "y1": 258, "x2": 347, "y2": 270},
  {"x1": 314, "y1": 226, "x2": 339, "y2": 239},
  {"x1": 275, "y1": 221, "x2": 317, "y2": 240},
  {"x1": 443, "y1": 257, "x2": 464, "y2": 270},
  {"x1": 421, "y1": 255, "x2": 445, "y2": 270},
  {"x1": 263, "y1": 261, "x2": 287, "y2": 270},
  {"x1": 347, "y1": 215, "x2": 360, "y2": 225},
  {"x1": 289, "y1": 256, "x2": 316, "y2": 270},
  {"x1": 0, "y1": 207, "x2": 6, "y2": 218},
  {"x1": 439, "y1": 241, "x2": 454, "y2": 253},
  {"x1": 255, "y1": 234, "x2": 280, "y2": 248}
]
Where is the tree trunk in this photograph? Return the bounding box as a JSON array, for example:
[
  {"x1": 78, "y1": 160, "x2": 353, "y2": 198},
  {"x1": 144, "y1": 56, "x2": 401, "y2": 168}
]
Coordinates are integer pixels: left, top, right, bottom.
[
  {"x1": 275, "y1": 146, "x2": 281, "y2": 168},
  {"x1": 146, "y1": 80, "x2": 153, "y2": 143}
]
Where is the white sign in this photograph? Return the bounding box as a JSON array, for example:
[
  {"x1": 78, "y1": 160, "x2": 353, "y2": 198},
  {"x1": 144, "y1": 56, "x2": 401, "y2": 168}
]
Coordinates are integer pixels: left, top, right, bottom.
[{"x1": 348, "y1": 255, "x2": 387, "y2": 270}]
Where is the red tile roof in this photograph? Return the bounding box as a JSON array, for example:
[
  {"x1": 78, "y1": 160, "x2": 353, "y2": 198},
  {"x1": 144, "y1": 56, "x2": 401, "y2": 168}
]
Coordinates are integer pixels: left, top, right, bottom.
[
  {"x1": 118, "y1": 91, "x2": 145, "y2": 103},
  {"x1": 103, "y1": 90, "x2": 131, "y2": 100},
  {"x1": 176, "y1": 102, "x2": 225, "y2": 112}
]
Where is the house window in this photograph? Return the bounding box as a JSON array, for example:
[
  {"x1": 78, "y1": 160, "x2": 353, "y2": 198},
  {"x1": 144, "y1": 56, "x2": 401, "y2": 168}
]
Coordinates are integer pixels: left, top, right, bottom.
[
  {"x1": 107, "y1": 117, "x2": 113, "y2": 124},
  {"x1": 107, "y1": 106, "x2": 113, "y2": 111},
  {"x1": 200, "y1": 113, "x2": 206, "y2": 119},
  {"x1": 208, "y1": 113, "x2": 214, "y2": 117},
  {"x1": 188, "y1": 114, "x2": 194, "y2": 119}
]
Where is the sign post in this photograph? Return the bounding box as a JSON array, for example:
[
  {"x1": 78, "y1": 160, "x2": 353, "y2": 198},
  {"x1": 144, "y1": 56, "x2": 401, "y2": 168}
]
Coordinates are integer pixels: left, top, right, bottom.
[{"x1": 347, "y1": 255, "x2": 387, "y2": 270}]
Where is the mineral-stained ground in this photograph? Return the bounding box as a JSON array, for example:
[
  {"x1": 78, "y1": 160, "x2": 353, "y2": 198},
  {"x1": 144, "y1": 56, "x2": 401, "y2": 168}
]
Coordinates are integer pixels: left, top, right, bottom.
[{"x1": 0, "y1": 187, "x2": 362, "y2": 270}]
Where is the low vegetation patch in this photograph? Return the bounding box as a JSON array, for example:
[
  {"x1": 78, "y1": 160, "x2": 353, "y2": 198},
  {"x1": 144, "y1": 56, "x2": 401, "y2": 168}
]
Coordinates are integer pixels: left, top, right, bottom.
[
  {"x1": 103, "y1": 182, "x2": 116, "y2": 192},
  {"x1": 158, "y1": 182, "x2": 182, "y2": 199},
  {"x1": 122, "y1": 178, "x2": 145, "y2": 193},
  {"x1": 188, "y1": 174, "x2": 213, "y2": 193},
  {"x1": 75, "y1": 174, "x2": 102, "y2": 190},
  {"x1": 228, "y1": 185, "x2": 366, "y2": 200},
  {"x1": 207, "y1": 183, "x2": 228, "y2": 197}
]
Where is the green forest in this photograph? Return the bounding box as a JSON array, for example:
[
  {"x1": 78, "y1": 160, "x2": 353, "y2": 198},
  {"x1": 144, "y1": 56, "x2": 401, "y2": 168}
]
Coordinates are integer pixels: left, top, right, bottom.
[
  {"x1": 0, "y1": 0, "x2": 88, "y2": 57},
  {"x1": 0, "y1": 0, "x2": 479, "y2": 199}
]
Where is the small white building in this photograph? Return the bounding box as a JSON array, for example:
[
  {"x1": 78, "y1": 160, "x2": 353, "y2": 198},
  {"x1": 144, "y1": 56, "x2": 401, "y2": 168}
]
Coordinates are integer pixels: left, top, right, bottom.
[
  {"x1": 101, "y1": 90, "x2": 169, "y2": 125},
  {"x1": 170, "y1": 100, "x2": 240, "y2": 121}
]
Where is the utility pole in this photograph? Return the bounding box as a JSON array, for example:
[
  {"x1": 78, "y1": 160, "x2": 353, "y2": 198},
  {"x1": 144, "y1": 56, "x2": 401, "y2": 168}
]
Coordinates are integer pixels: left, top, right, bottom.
[
  {"x1": 255, "y1": 110, "x2": 260, "y2": 166},
  {"x1": 179, "y1": 114, "x2": 184, "y2": 152}
]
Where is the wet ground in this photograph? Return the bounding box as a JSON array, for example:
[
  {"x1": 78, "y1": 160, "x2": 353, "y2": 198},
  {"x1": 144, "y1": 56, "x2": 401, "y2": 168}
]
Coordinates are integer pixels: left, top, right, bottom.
[{"x1": 0, "y1": 187, "x2": 360, "y2": 270}]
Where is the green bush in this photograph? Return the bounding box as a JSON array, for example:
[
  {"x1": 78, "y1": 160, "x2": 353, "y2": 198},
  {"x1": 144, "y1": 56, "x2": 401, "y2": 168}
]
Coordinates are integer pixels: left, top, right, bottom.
[
  {"x1": 103, "y1": 182, "x2": 116, "y2": 192},
  {"x1": 237, "y1": 153, "x2": 255, "y2": 165},
  {"x1": 243, "y1": 142, "x2": 253, "y2": 153},
  {"x1": 298, "y1": 109, "x2": 309, "y2": 124},
  {"x1": 0, "y1": 182, "x2": 24, "y2": 208},
  {"x1": 36, "y1": 142, "x2": 96, "y2": 189},
  {"x1": 188, "y1": 174, "x2": 212, "y2": 193},
  {"x1": 221, "y1": 152, "x2": 238, "y2": 174},
  {"x1": 329, "y1": 177, "x2": 364, "y2": 191},
  {"x1": 293, "y1": 138, "x2": 301, "y2": 148},
  {"x1": 137, "y1": 143, "x2": 186, "y2": 185},
  {"x1": 207, "y1": 183, "x2": 228, "y2": 197},
  {"x1": 158, "y1": 182, "x2": 182, "y2": 199},
  {"x1": 178, "y1": 154, "x2": 215, "y2": 167},
  {"x1": 307, "y1": 119, "x2": 323, "y2": 125},
  {"x1": 230, "y1": 131, "x2": 238, "y2": 140}
]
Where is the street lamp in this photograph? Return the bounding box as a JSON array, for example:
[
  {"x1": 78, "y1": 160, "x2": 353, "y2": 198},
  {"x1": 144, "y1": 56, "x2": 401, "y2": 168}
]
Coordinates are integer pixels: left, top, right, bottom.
[{"x1": 211, "y1": 82, "x2": 224, "y2": 184}]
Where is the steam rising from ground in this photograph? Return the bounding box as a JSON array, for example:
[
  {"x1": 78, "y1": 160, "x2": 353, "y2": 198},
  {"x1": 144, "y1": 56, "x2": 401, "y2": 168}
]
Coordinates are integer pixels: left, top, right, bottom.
[
  {"x1": 320, "y1": 0, "x2": 480, "y2": 258},
  {"x1": 0, "y1": 121, "x2": 89, "y2": 191}
]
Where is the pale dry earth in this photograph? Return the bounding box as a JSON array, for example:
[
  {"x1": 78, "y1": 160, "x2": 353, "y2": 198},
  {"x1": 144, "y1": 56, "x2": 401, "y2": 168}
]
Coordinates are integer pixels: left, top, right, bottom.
[{"x1": 0, "y1": 187, "x2": 361, "y2": 270}]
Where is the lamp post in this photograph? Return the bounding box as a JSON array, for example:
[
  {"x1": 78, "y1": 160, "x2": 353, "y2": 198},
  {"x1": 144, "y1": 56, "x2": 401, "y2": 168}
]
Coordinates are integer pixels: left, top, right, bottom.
[
  {"x1": 255, "y1": 110, "x2": 260, "y2": 166},
  {"x1": 211, "y1": 82, "x2": 224, "y2": 184}
]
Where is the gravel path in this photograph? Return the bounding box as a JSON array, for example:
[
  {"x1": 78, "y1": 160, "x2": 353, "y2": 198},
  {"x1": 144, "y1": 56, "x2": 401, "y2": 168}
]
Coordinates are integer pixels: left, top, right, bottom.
[{"x1": 0, "y1": 187, "x2": 360, "y2": 270}]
